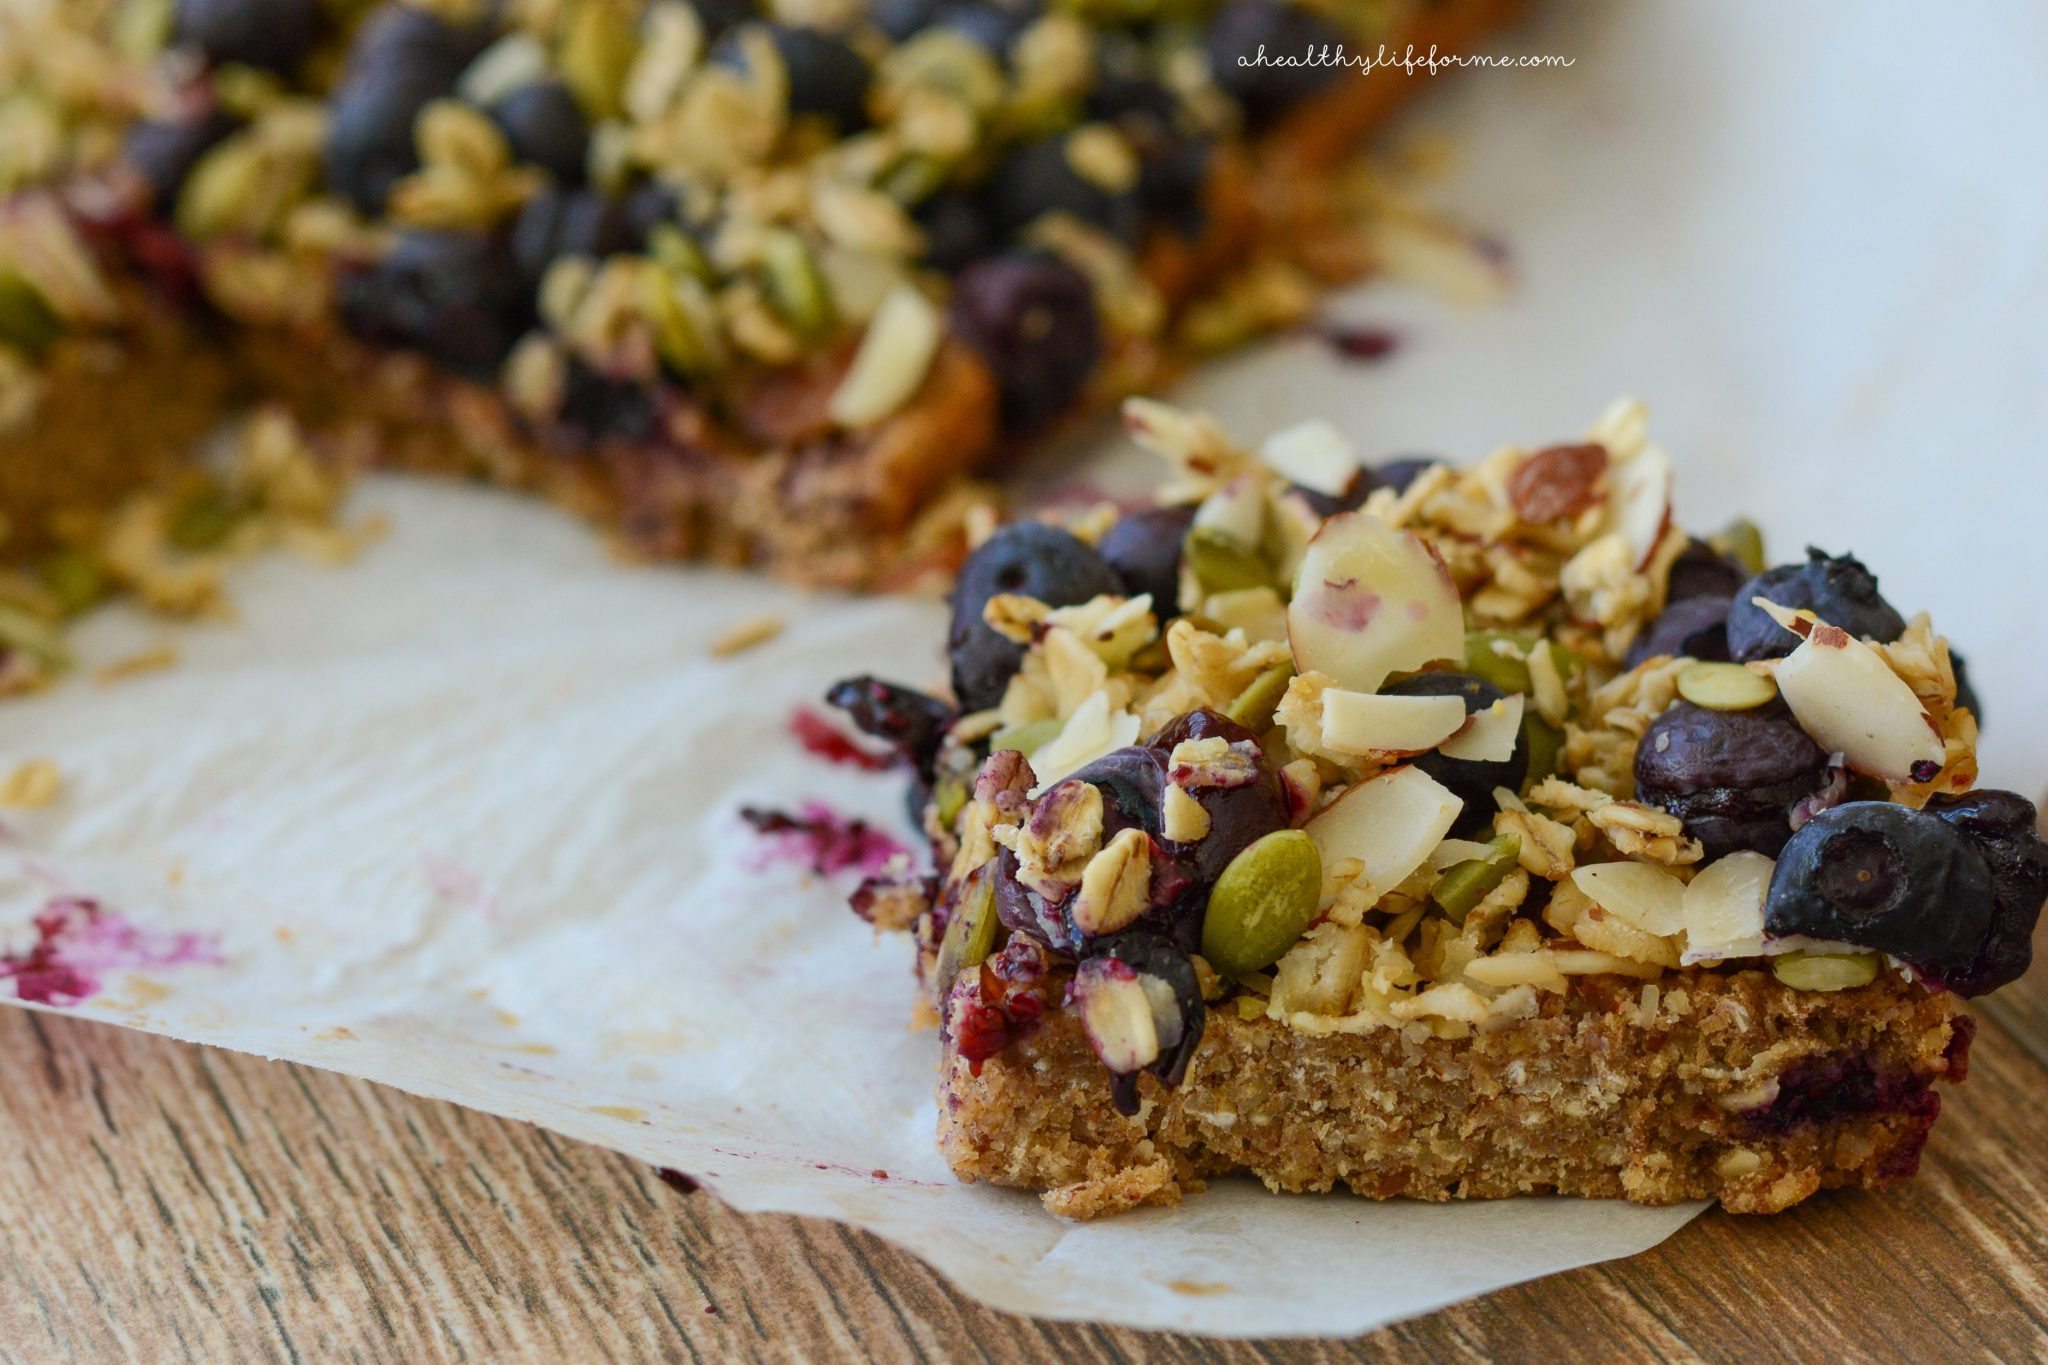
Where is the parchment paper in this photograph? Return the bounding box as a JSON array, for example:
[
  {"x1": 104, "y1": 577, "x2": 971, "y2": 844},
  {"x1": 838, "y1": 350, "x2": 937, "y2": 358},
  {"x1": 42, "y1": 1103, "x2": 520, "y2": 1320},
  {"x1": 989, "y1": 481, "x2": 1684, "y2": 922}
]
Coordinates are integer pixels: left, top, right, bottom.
[{"x1": 2, "y1": 0, "x2": 2043, "y2": 1339}]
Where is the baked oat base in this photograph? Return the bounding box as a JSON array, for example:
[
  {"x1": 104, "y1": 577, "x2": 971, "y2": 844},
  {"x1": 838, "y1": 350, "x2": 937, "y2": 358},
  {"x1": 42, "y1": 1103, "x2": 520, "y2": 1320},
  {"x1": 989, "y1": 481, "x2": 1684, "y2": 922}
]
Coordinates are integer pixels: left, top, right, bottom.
[{"x1": 937, "y1": 968, "x2": 1970, "y2": 1221}]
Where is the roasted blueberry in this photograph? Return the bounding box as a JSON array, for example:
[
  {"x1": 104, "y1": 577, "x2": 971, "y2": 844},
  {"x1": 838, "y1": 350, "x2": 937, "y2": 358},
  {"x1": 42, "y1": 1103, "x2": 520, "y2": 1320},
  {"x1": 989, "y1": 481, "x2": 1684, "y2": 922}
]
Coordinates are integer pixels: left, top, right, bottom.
[
  {"x1": 1766, "y1": 802, "x2": 1995, "y2": 988},
  {"x1": 1624, "y1": 596, "x2": 1733, "y2": 668},
  {"x1": 509, "y1": 187, "x2": 639, "y2": 288},
  {"x1": 947, "y1": 521, "x2": 1120, "y2": 709},
  {"x1": 489, "y1": 81, "x2": 590, "y2": 185},
  {"x1": 1925, "y1": 789, "x2": 2048, "y2": 995},
  {"x1": 1089, "y1": 34, "x2": 1182, "y2": 125},
  {"x1": 688, "y1": 0, "x2": 759, "y2": 39},
  {"x1": 1287, "y1": 469, "x2": 1374, "y2": 520},
  {"x1": 987, "y1": 135, "x2": 1141, "y2": 243},
  {"x1": 1381, "y1": 673, "x2": 1528, "y2": 835},
  {"x1": 993, "y1": 846, "x2": 1066, "y2": 945},
  {"x1": 1065, "y1": 747, "x2": 1167, "y2": 836},
  {"x1": 1371, "y1": 456, "x2": 1436, "y2": 495},
  {"x1": 1148, "y1": 707, "x2": 1264, "y2": 756},
  {"x1": 554, "y1": 360, "x2": 662, "y2": 444},
  {"x1": 1635, "y1": 701, "x2": 1830, "y2": 857},
  {"x1": 1726, "y1": 547, "x2": 1907, "y2": 662},
  {"x1": 949, "y1": 252, "x2": 1102, "y2": 432},
  {"x1": 337, "y1": 230, "x2": 526, "y2": 381},
  {"x1": 324, "y1": 7, "x2": 488, "y2": 213},
  {"x1": 123, "y1": 108, "x2": 242, "y2": 211},
  {"x1": 827, "y1": 676, "x2": 956, "y2": 780},
  {"x1": 1134, "y1": 137, "x2": 1211, "y2": 239},
  {"x1": 915, "y1": 190, "x2": 991, "y2": 273},
  {"x1": 176, "y1": 0, "x2": 322, "y2": 72},
  {"x1": 1950, "y1": 648, "x2": 1982, "y2": 725},
  {"x1": 1666, "y1": 538, "x2": 1746, "y2": 603},
  {"x1": 872, "y1": 0, "x2": 940, "y2": 40},
  {"x1": 1075, "y1": 929, "x2": 1205, "y2": 1112},
  {"x1": 715, "y1": 25, "x2": 871, "y2": 129},
  {"x1": 937, "y1": 0, "x2": 1040, "y2": 57},
  {"x1": 1148, "y1": 710, "x2": 1289, "y2": 915},
  {"x1": 1097, "y1": 504, "x2": 1197, "y2": 618},
  {"x1": 1205, "y1": 0, "x2": 1347, "y2": 124}
]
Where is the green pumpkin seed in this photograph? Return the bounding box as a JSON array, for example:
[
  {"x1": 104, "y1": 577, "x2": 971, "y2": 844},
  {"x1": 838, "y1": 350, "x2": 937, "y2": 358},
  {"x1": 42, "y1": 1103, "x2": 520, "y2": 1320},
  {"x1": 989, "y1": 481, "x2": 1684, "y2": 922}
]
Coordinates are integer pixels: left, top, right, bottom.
[
  {"x1": 1183, "y1": 527, "x2": 1271, "y2": 594},
  {"x1": 990, "y1": 717, "x2": 1061, "y2": 757},
  {"x1": 0, "y1": 271, "x2": 63, "y2": 361},
  {"x1": 1772, "y1": 950, "x2": 1879, "y2": 992},
  {"x1": 1431, "y1": 834, "x2": 1521, "y2": 923},
  {"x1": 1234, "y1": 994, "x2": 1268, "y2": 1021},
  {"x1": 759, "y1": 229, "x2": 834, "y2": 341},
  {"x1": 39, "y1": 549, "x2": 105, "y2": 618},
  {"x1": 1521, "y1": 712, "x2": 1563, "y2": 785},
  {"x1": 0, "y1": 601, "x2": 69, "y2": 671},
  {"x1": 1224, "y1": 664, "x2": 1292, "y2": 732},
  {"x1": 647, "y1": 224, "x2": 714, "y2": 284},
  {"x1": 1463, "y1": 628, "x2": 1536, "y2": 696},
  {"x1": 879, "y1": 154, "x2": 950, "y2": 206},
  {"x1": 1201, "y1": 828, "x2": 1323, "y2": 978},
  {"x1": 1711, "y1": 517, "x2": 1767, "y2": 576},
  {"x1": 166, "y1": 483, "x2": 253, "y2": 553},
  {"x1": 931, "y1": 770, "x2": 971, "y2": 830},
  {"x1": 935, "y1": 867, "x2": 999, "y2": 988},
  {"x1": 1676, "y1": 660, "x2": 1777, "y2": 711}
]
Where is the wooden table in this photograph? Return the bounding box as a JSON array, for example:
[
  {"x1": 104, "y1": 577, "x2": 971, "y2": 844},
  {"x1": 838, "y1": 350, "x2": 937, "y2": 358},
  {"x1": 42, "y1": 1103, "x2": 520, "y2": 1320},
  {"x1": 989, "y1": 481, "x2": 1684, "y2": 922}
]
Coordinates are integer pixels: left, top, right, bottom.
[{"x1": 5, "y1": 953, "x2": 2047, "y2": 1361}]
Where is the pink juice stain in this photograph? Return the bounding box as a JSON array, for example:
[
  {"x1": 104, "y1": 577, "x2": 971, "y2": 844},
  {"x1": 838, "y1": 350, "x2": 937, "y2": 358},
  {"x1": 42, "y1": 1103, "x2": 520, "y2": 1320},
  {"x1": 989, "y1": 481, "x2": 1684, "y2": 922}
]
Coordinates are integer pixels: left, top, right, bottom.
[
  {"x1": 788, "y1": 707, "x2": 894, "y2": 772},
  {"x1": 740, "y1": 803, "x2": 907, "y2": 878},
  {"x1": 0, "y1": 897, "x2": 224, "y2": 1007}
]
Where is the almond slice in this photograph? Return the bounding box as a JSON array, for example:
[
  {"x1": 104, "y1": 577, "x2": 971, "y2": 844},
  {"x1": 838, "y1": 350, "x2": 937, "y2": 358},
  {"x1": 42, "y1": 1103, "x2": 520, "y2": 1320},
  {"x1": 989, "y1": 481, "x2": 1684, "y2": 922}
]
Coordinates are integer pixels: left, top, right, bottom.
[
  {"x1": 1320, "y1": 690, "x2": 1467, "y2": 757},
  {"x1": 1304, "y1": 765, "x2": 1464, "y2": 907},
  {"x1": 1439, "y1": 694, "x2": 1525, "y2": 762},
  {"x1": 1680, "y1": 851, "x2": 1772, "y2": 964},
  {"x1": 1571, "y1": 861, "x2": 1687, "y2": 937},
  {"x1": 1755, "y1": 597, "x2": 1944, "y2": 782},
  {"x1": 1259, "y1": 419, "x2": 1359, "y2": 497},
  {"x1": 1287, "y1": 511, "x2": 1463, "y2": 694}
]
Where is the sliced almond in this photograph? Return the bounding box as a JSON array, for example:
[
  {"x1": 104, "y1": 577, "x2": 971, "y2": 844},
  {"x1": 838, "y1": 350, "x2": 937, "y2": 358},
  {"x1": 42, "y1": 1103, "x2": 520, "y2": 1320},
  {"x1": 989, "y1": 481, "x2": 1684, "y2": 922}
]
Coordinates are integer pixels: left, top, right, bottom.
[
  {"x1": 1287, "y1": 511, "x2": 1463, "y2": 694},
  {"x1": 1303, "y1": 765, "x2": 1464, "y2": 907},
  {"x1": 1259, "y1": 419, "x2": 1359, "y2": 497},
  {"x1": 1756, "y1": 597, "x2": 1945, "y2": 782},
  {"x1": 1320, "y1": 690, "x2": 1467, "y2": 757},
  {"x1": 1439, "y1": 693, "x2": 1525, "y2": 762},
  {"x1": 827, "y1": 283, "x2": 942, "y2": 427},
  {"x1": 1571, "y1": 861, "x2": 1687, "y2": 937},
  {"x1": 1680, "y1": 851, "x2": 1772, "y2": 964}
]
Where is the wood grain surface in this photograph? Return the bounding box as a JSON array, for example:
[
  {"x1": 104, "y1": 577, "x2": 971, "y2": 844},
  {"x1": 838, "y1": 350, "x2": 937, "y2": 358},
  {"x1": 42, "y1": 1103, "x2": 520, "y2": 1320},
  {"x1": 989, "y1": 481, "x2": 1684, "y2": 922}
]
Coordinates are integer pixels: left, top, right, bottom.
[{"x1": 4, "y1": 932, "x2": 2047, "y2": 1364}]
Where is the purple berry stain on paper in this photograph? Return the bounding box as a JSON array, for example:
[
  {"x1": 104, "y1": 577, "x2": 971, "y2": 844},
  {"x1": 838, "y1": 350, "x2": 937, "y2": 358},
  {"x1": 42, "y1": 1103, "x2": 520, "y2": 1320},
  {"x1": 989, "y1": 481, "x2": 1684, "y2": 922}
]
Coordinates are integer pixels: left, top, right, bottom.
[
  {"x1": 0, "y1": 897, "x2": 224, "y2": 1006},
  {"x1": 740, "y1": 804, "x2": 907, "y2": 878}
]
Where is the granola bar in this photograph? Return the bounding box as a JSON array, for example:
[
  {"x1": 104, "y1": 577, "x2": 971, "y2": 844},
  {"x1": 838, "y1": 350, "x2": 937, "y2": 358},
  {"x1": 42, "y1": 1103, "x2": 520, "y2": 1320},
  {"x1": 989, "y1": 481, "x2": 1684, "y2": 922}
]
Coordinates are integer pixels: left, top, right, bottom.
[
  {"x1": 828, "y1": 397, "x2": 2046, "y2": 1219},
  {"x1": 0, "y1": 0, "x2": 1516, "y2": 615}
]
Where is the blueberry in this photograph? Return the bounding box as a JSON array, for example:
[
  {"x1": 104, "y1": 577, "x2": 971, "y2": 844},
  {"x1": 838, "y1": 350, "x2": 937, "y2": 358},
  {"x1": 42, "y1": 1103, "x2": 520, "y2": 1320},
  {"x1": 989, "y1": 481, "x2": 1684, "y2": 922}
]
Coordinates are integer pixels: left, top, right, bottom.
[
  {"x1": 915, "y1": 190, "x2": 991, "y2": 273},
  {"x1": 343, "y1": 2, "x2": 493, "y2": 76},
  {"x1": 176, "y1": 0, "x2": 322, "y2": 72},
  {"x1": 1726, "y1": 547, "x2": 1907, "y2": 663},
  {"x1": 621, "y1": 179, "x2": 682, "y2": 243},
  {"x1": 1097, "y1": 504, "x2": 1197, "y2": 617},
  {"x1": 1666, "y1": 538, "x2": 1746, "y2": 603},
  {"x1": 872, "y1": 0, "x2": 940, "y2": 40},
  {"x1": 1134, "y1": 137, "x2": 1211, "y2": 239},
  {"x1": 1205, "y1": 0, "x2": 1347, "y2": 124},
  {"x1": 1625, "y1": 596, "x2": 1733, "y2": 669},
  {"x1": 715, "y1": 25, "x2": 871, "y2": 129},
  {"x1": 123, "y1": 109, "x2": 242, "y2": 211},
  {"x1": 1371, "y1": 456, "x2": 1436, "y2": 495},
  {"x1": 509, "y1": 187, "x2": 639, "y2": 289},
  {"x1": 489, "y1": 81, "x2": 589, "y2": 186},
  {"x1": 1766, "y1": 801, "x2": 1995, "y2": 988},
  {"x1": 1288, "y1": 469, "x2": 1373, "y2": 520},
  {"x1": 1950, "y1": 648, "x2": 1982, "y2": 725},
  {"x1": 1064, "y1": 747, "x2": 1167, "y2": 837},
  {"x1": 1635, "y1": 701, "x2": 1829, "y2": 857},
  {"x1": 337, "y1": 230, "x2": 526, "y2": 382},
  {"x1": 949, "y1": 252, "x2": 1102, "y2": 432},
  {"x1": 324, "y1": 7, "x2": 490, "y2": 213},
  {"x1": 1082, "y1": 930, "x2": 1205, "y2": 1107},
  {"x1": 1924, "y1": 789, "x2": 2048, "y2": 995},
  {"x1": 1089, "y1": 34, "x2": 1182, "y2": 126},
  {"x1": 688, "y1": 0, "x2": 759, "y2": 39},
  {"x1": 937, "y1": 1, "x2": 1040, "y2": 57},
  {"x1": 1147, "y1": 708, "x2": 1290, "y2": 919},
  {"x1": 827, "y1": 675, "x2": 956, "y2": 780},
  {"x1": 554, "y1": 359, "x2": 663, "y2": 444},
  {"x1": 1147, "y1": 706, "x2": 1264, "y2": 757},
  {"x1": 987, "y1": 135, "x2": 1141, "y2": 244},
  {"x1": 1381, "y1": 673, "x2": 1529, "y2": 836},
  {"x1": 947, "y1": 521, "x2": 1119, "y2": 709}
]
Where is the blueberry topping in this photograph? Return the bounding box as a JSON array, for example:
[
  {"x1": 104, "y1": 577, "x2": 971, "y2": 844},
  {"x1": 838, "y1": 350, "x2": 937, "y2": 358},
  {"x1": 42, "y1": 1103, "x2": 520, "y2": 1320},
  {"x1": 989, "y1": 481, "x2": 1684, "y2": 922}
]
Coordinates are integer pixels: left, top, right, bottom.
[
  {"x1": 1635, "y1": 701, "x2": 1830, "y2": 857},
  {"x1": 337, "y1": 230, "x2": 526, "y2": 382},
  {"x1": 987, "y1": 135, "x2": 1141, "y2": 244},
  {"x1": 123, "y1": 108, "x2": 242, "y2": 211},
  {"x1": 1666, "y1": 538, "x2": 1747, "y2": 603},
  {"x1": 1726, "y1": 547, "x2": 1907, "y2": 663},
  {"x1": 1371, "y1": 456, "x2": 1437, "y2": 495},
  {"x1": 1766, "y1": 801, "x2": 1996, "y2": 989},
  {"x1": 1134, "y1": 136, "x2": 1211, "y2": 239},
  {"x1": 1624, "y1": 595, "x2": 1733, "y2": 669},
  {"x1": 949, "y1": 252, "x2": 1103, "y2": 432},
  {"x1": 554, "y1": 359, "x2": 663, "y2": 444},
  {"x1": 1380, "y1": 673, "x2": 1529, "y2": 836},
  {"x1": 944, "y1": 1, "x2": 1042, "y2": 55},
  {"x1": 715, "y1": 25, "x2": 871, "y2": 130},
  {"x1": 1287, "y1": 468, "x2": 1374, "y2": 520},
  {"x1": 176, "y1": 0, "x2": 322, "y2": 72},
  {"x1": 1205, "y1": 0, "x2": 1348, "y2": 124},
  {"x1": 1096, "y1": 503, "x2": 1197, "y2": 617},
  {"x1": 324, "y1": 6, "x2": 492, "y2": 214},
  {"x1": 826, "y1": 676, "x2": 956, "y2": 780},
  {"x1": 947, "y1": 521, "x2": 1119, "y2": 710},
  {"x1": 872, "y1": 0, "x2": 941, "y2": 41},
  {"x1": 687, "y1": 0, "x2": 760, "y2": 40},
  {"x1": 1064, "y1": 747, "x2": 1167, "y2": 838},
  {"x1": 1081, "y1": 929, "x2": 1205, "y2": 1111},
  {"x1": 1950, "y1": 648, "x2": 1982, "y2": 725},
  {"x1": 914, "y1": 190, "x2": 992, "y2": 273},
  {"x1": 489, "y1": 81, "x2": 590, "y2": 186},
  {"x1": 509, "y1": 187, "x2": 639, "y2": 288},
  {"x1": 1924, "y1": 789, "x2": 2048, "y2": 995}
]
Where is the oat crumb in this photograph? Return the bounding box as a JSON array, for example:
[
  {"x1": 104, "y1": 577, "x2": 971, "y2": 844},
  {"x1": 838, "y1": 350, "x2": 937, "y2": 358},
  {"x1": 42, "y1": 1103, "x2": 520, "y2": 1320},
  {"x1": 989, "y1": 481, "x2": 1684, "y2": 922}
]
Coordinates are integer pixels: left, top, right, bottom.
[
  {"x1": 1039, "y1": 1158, "x2": 1183, "y2": 1220},
  {"x1": 710, "y1": 614, "x2": 784, "y2": 658},
  {"x1": 94, "y1": 645, "x2": 181, "y2": 684},
  {"x1": 0, "y1": 758, "x2": 62, "y2": 808}
]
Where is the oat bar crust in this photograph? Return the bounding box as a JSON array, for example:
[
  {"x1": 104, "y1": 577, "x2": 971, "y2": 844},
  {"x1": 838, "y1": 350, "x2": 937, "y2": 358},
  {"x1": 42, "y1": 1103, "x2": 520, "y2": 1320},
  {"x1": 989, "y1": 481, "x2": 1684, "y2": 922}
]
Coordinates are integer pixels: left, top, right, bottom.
[{"x1": 939, "y1": 968, "x2": 1971, "y2": 1220}]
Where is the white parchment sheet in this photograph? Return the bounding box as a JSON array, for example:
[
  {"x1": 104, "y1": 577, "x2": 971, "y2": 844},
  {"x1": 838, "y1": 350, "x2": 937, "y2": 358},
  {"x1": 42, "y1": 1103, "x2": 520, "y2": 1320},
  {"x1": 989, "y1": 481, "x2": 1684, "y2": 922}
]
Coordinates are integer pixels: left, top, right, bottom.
[{"x1": 2, "y1": 0, "x2": 2043, "y2": 1338}]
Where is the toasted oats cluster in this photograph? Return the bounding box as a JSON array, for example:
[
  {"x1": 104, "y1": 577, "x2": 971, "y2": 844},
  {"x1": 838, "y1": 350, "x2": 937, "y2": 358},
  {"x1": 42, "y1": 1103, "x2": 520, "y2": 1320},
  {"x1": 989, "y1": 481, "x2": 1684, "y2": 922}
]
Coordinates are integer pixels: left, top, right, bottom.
[
  {"x1": 0, "y1": 0, "x2": 1466, "y2": 450},
  {"x1": 835, "y1": 398, "x2": 2048, "y2": 1107}
]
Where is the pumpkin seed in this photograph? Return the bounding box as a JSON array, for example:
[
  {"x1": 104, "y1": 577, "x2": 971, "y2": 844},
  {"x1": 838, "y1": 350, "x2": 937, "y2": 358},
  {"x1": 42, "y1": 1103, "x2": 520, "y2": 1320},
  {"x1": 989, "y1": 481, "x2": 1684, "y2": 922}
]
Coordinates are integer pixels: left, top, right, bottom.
[
  {"x1": 1711, "y1": 517, "x2": 1767, "y2": 576},
  {"x1": 0, "y1": 601, "x2": 68, "y2": 671},
  {"x1": 1676, "y1": 660, "x2": 1777, "y2": 711},
  {"x1": 166, "y1": 483, "x2": 253, "y2": 552},
  {"x1": 758, "y1": 228, "x2": 834, "y2": 340},
  {"x1": 1772, "y1": 950, "x2": 1878, "y2": 992},
  {"x1": 39, "y1": 549, "x2": 105, "y2": 618},
  {"x1": 1223, "y1": 664, "x2": 1292, "y2": 732},
  {"x1": 1183, "y1": 527, "x2": 1270, "y2": 594},
  {"x1": 0, "y1": 271, "x2": 63, "y2": 361},
  {"x1": 990, "y1": 717, "x2": 1061, "y2": 757},
  {"x1": 1431, "y1": 834, "x2": 1521, "y2": 923},
  {"x1": 1200, "y1": 828, "x2": 1323, "y2": 978},
  {"x1": 934, "y1": 867, "x2": 999, "y2": 988},
  {"x1": 1521, "y1": 712, "x2": 1563, "y2": 785},
  {"x1": 1462, "y1": 628, "x2": 1536, "y2": 696}
]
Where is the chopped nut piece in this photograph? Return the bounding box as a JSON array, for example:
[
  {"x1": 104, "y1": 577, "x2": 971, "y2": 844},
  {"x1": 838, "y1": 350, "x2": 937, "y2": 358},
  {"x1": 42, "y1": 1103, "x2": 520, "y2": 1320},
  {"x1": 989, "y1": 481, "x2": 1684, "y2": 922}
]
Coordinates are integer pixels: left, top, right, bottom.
[{"x1": 710, "y1": 615, "x2": 785, "y2": 658}]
